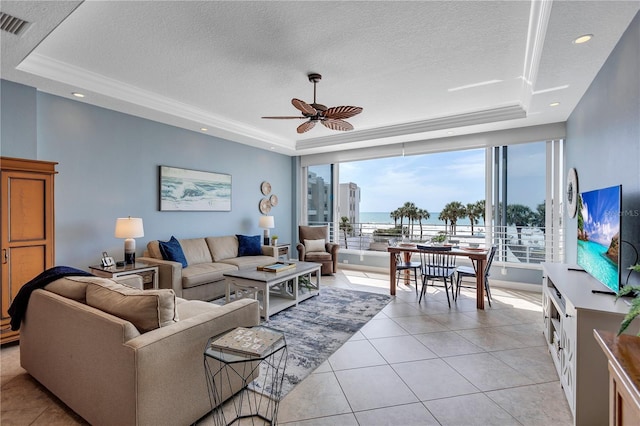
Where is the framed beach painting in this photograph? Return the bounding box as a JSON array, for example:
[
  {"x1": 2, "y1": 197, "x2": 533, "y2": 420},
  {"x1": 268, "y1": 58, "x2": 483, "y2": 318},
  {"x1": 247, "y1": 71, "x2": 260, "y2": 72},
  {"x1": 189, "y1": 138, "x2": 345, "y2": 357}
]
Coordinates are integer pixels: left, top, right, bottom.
[{"x1": 160, "y1": 166, "x2": 231, "y2": 211}]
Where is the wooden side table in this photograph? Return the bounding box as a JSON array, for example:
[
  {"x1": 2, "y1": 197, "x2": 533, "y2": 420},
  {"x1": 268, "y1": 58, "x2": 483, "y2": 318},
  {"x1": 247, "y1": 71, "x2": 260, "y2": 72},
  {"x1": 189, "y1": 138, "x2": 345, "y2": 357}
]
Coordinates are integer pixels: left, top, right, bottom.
[
  {"x1": 594, "y1": 330, "x2": 640, "y2": 426},
  {"x1": 89, "y1": 262, "x2": 158, "y2": 290},
  {"x1": 276, "y1": 243, "x2": 290, "y2": 260}
]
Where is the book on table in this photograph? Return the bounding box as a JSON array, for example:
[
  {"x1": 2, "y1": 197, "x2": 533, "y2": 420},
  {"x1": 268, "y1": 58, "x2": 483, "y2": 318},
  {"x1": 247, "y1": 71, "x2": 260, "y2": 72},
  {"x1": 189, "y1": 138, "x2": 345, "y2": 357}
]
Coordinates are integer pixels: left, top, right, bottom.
[
  {"x1": 210, "y1": 327, "x2": 284, "y2": 357},
  {"x1": 257, "y1": 262, "x2": 296, "y2": 273}
]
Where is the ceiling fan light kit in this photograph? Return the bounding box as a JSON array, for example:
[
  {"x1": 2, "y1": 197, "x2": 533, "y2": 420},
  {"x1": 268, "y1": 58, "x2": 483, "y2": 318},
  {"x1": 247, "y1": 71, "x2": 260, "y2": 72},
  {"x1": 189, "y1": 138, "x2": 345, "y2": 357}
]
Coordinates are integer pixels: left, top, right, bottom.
[{"x1": 262, "y1": 73, "x2": 362, "y2": 133}]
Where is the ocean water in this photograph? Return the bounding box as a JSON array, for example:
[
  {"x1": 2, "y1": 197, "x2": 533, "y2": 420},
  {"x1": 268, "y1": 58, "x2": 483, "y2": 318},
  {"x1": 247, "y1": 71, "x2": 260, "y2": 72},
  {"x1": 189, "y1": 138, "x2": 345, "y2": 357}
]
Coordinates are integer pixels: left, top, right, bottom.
[
  {"x1": 577, "y1": 239, "x2": 619, "y2": 292},
  {"x1": 359, "y1": 212, "x2": 476, "y2": 226}
]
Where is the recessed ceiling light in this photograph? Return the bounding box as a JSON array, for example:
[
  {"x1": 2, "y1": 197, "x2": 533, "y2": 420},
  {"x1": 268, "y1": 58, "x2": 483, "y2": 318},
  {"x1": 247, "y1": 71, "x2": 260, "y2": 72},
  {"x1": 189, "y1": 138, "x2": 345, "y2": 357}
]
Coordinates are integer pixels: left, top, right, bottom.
[
  {"x1": 447, "y1": 131, "x2": 455, "y2": 135},
  {"x1": 200, "y1": 127, "x2": 208, "y2": 132},
  {"x1": 549, "y1": 102, "x2": 560, "y2": 107},
  {"x1": 72, "y1": 92, "x2": 85, "y2": 98},
  {"x1": 573, "y1": 34, "x2": 593, "y2": 44}
]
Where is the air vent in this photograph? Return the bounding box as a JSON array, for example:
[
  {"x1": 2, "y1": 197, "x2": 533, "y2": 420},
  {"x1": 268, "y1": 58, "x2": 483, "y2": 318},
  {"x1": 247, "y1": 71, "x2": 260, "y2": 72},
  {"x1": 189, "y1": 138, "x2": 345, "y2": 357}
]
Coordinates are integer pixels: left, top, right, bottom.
[{"x1": 1, "y1": 12, "x2": 29, "y2": 35}]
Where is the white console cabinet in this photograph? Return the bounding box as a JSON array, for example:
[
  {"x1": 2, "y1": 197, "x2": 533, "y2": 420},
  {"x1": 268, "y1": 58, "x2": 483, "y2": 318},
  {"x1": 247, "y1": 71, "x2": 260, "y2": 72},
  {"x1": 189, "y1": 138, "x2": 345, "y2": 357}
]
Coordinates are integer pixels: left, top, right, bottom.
[{"x1": 542, "y1": 263, "x2": 638, "y2": 426}]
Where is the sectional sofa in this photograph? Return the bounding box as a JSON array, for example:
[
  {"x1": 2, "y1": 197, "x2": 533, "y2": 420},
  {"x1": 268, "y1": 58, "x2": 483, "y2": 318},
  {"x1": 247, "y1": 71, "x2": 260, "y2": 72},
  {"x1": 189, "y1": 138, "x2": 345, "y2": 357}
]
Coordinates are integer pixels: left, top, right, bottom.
[
  {"x1": 139, "y1": 235, "x2": 278, "y2": 301},
  {"x1": 20, "y1": 274, "x2": 260, "y2": 425}
]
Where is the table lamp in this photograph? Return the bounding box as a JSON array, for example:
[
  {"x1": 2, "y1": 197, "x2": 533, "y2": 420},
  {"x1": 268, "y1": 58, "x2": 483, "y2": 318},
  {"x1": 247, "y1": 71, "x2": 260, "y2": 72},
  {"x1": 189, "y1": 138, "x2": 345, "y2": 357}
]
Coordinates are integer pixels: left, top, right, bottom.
[
  {"x1": 115, "y1": 217, "x2": 144, "y2": 264},
  {"x1": 259, "y1": 215, "x2": 274, "y2": 246}
]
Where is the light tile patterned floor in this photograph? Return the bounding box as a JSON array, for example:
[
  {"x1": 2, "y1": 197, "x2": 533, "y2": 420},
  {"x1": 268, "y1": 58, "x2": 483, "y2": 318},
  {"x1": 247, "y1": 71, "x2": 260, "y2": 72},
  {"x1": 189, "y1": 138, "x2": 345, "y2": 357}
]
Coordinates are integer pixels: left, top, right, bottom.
[
  {"x1": 0, "y1": 269, "x2": 573, "y2": 425},
  {"x1": 274, "y1": 269, "x2": 573, "y2": 426}
]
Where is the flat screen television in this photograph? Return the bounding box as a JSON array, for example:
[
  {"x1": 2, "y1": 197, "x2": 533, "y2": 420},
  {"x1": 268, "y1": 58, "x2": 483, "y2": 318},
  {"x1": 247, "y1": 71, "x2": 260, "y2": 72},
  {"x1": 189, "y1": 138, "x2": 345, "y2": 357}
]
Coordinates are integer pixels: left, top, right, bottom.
[{"x1": 576, "y1": 185, "x2": 622, "y2": 292}]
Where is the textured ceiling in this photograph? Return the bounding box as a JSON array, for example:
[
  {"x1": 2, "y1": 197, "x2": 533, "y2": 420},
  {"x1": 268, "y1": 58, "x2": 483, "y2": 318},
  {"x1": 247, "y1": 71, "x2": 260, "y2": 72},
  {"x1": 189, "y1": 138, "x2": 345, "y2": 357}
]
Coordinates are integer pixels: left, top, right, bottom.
[{"x1": 2, "y1": 1, "x2": 638, "y2": 156}]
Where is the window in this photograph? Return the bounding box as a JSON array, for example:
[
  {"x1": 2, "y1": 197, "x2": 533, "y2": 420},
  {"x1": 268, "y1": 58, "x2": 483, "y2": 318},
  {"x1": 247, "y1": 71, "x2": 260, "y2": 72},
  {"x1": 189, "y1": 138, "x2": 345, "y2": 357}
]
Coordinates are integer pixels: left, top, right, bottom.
[
  {"x1": 301, "y1": 136, "x2": 564, "y2": 267},
  {"x1": 488, "y1": 140, "x2": 564, "y2": 265}
]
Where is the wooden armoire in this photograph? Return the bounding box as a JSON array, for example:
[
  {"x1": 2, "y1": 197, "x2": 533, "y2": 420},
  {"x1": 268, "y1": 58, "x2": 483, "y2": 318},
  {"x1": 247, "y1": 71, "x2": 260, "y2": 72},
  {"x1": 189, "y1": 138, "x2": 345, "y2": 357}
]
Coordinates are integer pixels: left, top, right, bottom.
[{"x1": 1, "y1": 157, "x2": 57, "y2": 344}]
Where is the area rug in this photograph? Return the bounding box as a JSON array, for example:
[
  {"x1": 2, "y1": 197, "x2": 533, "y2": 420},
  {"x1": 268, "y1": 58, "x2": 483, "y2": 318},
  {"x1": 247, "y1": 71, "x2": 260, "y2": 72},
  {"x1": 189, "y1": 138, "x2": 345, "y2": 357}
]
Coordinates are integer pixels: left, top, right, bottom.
[{"x1": 247, "y1": 287, "x2": 391, "y2": 398}]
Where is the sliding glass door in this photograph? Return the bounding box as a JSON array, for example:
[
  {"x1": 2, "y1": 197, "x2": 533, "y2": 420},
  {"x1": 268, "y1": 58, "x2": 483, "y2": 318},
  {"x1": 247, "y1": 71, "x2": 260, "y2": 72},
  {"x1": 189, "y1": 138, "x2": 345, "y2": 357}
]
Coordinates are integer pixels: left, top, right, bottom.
[{"x1": 488, "y1": 140, "x2": 564, "y2": 265}]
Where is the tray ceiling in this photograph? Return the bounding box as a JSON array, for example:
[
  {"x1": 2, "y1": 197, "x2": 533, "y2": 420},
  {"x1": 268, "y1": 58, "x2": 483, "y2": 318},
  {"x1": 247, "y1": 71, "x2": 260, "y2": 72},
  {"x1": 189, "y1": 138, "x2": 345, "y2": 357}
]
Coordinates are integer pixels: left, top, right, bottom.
[{"x1": 1, "y1": 1, "x2": 638, "y2": 155}]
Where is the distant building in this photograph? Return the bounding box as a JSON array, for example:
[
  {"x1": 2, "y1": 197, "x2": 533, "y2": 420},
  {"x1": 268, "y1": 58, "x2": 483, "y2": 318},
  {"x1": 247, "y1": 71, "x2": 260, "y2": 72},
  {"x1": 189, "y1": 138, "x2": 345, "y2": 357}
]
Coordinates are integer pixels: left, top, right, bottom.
[
  {"x1": 307, "y1": 171, "x2": 332, "y2": 223},
  {"x1": 339, "y1": 182, "x2": 360, "y2": 226}
]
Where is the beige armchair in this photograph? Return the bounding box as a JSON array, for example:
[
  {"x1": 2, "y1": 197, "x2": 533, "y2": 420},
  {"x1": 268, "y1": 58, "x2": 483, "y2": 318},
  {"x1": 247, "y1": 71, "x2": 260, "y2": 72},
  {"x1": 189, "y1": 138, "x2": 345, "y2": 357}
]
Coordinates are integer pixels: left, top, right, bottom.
[{"x1": 296, "y1": 225, "x2": 339, "y2": 275}]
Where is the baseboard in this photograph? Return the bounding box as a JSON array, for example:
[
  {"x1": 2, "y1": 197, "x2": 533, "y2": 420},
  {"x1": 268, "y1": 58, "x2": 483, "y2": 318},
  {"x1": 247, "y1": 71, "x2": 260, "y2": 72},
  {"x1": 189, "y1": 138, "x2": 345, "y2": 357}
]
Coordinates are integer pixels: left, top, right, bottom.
[
  {"x1": 338, "y1": 265, "x2": 542, "y2": 292},
  {"x1": 486, "y1": 279, "x2": 542, "y2": 293},
  {"x1": 338, "y1": 264, "x2": 389, "y2": 274}
]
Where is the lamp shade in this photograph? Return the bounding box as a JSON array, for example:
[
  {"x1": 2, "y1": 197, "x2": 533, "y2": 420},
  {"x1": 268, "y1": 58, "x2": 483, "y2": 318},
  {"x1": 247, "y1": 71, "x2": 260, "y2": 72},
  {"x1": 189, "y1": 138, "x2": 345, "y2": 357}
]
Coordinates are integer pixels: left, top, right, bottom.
[
  {"x1": 258, "y1": 215, "x2": 275, "y2": 229},
  {"x1": 114, "y1": 217, "x2": 144, "y2": 238}
]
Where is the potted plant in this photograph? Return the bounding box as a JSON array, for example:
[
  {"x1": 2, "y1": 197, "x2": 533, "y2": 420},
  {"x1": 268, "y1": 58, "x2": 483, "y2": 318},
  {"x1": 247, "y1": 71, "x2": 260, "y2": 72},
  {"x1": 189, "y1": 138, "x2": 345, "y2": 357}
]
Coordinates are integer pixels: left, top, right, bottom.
[
  {"x1": 431, "y1": 232, "x2": 447, "y2": 244},
  {"x1": 616, "y1": 263, "x2": 640, "y2": 336},
  {"x1": 298, "y1": 274, "x2": 313, "y2": 293},
  {"x1": 271, "y1": 235, "x2": 278, "y2": 246}
]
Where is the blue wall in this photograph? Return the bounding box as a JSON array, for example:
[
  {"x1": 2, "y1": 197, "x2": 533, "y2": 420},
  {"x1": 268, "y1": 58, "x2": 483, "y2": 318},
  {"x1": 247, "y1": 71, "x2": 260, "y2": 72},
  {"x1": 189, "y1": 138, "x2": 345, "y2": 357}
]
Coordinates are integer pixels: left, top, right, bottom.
[
  {"x1": 565, "y1": 11, "x2": 640, "y2": 285},
  {"x1": 0, "y1": 80, "x2": 37, "y2": 159},
  {"x1": 1, "y1": 83, "x2": 294, "y2": 270}
]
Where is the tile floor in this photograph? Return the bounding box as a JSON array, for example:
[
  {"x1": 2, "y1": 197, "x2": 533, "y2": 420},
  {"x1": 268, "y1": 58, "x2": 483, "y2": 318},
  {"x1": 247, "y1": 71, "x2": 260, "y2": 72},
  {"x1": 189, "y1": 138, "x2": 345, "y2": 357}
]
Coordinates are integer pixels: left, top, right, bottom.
[{"x1": 1, "y1": 269, "x2": 573, "y2": 425}]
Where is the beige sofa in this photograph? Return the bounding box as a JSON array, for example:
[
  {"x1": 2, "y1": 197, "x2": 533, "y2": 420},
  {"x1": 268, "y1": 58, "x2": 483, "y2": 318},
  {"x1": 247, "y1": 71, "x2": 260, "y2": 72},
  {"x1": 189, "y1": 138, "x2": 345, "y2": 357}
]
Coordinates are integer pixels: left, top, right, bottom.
[
  {"x1": 138, "y1": 235, "x2": 277, "y2": 301},
  {"x1": 20, "y1": 274, "x2": 260, "y2": 426}
]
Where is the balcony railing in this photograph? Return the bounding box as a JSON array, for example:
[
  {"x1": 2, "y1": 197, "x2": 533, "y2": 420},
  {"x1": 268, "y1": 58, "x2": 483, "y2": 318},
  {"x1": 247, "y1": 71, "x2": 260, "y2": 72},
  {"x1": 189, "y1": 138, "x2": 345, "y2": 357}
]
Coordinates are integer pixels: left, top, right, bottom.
[{"x1": 319, "y1": 221, "x2": 564, "y2": 266}]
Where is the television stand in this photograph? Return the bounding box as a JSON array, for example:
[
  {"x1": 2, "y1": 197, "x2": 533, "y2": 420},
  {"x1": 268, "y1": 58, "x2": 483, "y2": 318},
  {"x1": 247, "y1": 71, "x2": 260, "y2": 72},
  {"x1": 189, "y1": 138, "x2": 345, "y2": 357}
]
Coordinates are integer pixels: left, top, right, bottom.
[
  {"x1": 591, "y1": 289, "x2": 616, "y2": 295},
  {"x1": 542, "y1": 263, "x2": 638, "y2": 426}
]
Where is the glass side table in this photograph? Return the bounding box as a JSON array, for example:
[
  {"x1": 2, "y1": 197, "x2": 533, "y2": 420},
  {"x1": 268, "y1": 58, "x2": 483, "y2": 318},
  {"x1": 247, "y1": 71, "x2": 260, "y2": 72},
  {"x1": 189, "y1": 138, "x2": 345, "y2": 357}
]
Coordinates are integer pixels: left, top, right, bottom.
[{"x1": 204, "y1": 326, "x2": 287, "y2": 426}]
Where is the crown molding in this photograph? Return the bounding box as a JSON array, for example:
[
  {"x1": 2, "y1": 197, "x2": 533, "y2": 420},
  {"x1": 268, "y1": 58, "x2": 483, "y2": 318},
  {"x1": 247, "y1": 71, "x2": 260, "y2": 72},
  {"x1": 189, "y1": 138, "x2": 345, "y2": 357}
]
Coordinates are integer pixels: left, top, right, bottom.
[
  {"x1": 520, "y1": 0, "x2": 553, "y2": 108},
  {"x1": 301, "y1": 122, "x2": 566, "y2": 167},
  {"x1": 17, "y1": 53, "x2": 292, "y2": 148},
  {"x1": 296, "y1": 104, "x2": 527, "y2": 150}
]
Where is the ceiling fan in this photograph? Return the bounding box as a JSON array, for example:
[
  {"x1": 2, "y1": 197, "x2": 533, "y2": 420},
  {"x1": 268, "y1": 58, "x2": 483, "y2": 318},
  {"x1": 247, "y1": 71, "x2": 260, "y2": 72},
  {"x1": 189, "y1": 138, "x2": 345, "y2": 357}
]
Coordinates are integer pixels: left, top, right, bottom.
[{"x1": 262, "y1": 73, "x2": 363, "y2": 134}]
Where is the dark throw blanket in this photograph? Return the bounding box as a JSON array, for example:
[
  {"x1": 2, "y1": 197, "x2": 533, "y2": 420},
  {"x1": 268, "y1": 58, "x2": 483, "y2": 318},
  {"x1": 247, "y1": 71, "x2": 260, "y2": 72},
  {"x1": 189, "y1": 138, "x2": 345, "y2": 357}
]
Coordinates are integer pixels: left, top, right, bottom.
[{"x1": 8, "y1": 266, "x2": 93, "y2": 331}]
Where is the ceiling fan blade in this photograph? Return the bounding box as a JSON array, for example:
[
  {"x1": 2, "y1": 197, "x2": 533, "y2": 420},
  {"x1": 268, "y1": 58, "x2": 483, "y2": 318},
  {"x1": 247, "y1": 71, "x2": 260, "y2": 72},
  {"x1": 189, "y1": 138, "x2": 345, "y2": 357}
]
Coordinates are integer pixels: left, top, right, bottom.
[
  {"x1": 297, "y1": 120, "x2": 316, "y2": 134},
  {"x1": 322, "y1": 119, "x2": 354, "y2": 131},
  {"x1": 323, "y1": 106, "x2": 363, "y2": 120},
  {"x1": 262, "y1": 116, "x2": 307, "y2": 119},
  {"x1": 292, "y1": 98, "x2": 317, "y2": 116}
]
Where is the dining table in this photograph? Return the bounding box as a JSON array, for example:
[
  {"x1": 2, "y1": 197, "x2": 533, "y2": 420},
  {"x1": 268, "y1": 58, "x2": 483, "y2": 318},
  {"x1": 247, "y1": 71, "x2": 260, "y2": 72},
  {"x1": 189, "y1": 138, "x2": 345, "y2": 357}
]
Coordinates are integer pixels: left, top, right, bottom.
[{"x1": 387, "y1": 244, "x2": 490, "y2": 309}]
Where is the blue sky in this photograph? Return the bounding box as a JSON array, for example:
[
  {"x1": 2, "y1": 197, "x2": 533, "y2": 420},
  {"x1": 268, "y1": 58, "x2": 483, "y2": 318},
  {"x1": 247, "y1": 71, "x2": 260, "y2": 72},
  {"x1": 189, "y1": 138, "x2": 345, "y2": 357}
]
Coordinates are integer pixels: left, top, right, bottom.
[
  {"x1": 339, "y1": 149, "x2": 485, "y2": 212},
  {"x1": 338, "y1": 143, "x2": 546, "y2": 212}
]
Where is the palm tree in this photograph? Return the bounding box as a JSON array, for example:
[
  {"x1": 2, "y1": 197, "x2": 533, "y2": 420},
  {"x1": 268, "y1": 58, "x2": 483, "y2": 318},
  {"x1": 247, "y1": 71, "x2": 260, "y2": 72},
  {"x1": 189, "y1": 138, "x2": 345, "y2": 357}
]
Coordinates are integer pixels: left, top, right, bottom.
[
  {"x1": 466, "y1": 202, "x2": 484, "y2": 236},
  {"x1": 443, "y1": 201, "x2": 466, "y2": 235},
  {"x1": 577, "y1": 194, "x2": 587, "y2": 240},
  {"x1": 531, "y1": 202, "x2": 546, "y2": 229},
  {"x1": 402, "y1": 201, "x2": 418, "y2": 239},
  {"x1": 438, "y1": 210, "x2": 449, "y2": 237},
  {"x1": 416, "y1": 208, "x2": 430, "y2": 239},
  {"x1": 397, "y1": 206, "x2": 406, "y2": 234},
  {"x1": 339, "y1": 216, "x2": 353, "y2": 249},
  {"x1": 506, "y1": 204, "x2": 534, "y2": 245},
  {"x1": 475, "y1": 199, "x2": 486, "y2": 223},
  {"x1": 390, "y1": 209, "x2": 400, "y2": 227}
]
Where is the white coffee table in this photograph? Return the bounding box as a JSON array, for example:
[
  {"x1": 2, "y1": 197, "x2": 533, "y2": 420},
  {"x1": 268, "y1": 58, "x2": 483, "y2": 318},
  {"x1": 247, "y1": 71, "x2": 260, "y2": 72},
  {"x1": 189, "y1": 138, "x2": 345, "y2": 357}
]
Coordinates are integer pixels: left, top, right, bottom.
[{"x1": 224, "y1": 260, "x2": 321, "y2": 320}]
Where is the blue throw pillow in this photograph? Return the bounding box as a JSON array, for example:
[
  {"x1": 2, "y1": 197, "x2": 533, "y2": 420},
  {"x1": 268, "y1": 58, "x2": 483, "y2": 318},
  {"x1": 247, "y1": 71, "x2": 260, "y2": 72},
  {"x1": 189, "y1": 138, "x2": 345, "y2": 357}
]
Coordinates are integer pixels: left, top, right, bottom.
[
  {"x1": 158, "y1": 236, "x2": 188, "y2": 268},
  {"x1": 237, "y1": 235, "x2": 262, "y2": 257}
]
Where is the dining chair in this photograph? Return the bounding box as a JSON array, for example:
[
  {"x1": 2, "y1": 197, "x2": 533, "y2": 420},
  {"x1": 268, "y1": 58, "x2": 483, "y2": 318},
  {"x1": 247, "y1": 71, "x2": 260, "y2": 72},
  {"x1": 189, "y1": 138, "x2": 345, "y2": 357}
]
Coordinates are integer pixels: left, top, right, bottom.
[
  {"x1": 455, "y1": 245, "x2": 497, "y2": 306},
  {"x1": 389, "y1": 238, "x2": 420, "y2": 296},
  {"x1": 417, "y1": 245, "x2": 456, "y2": 307}
]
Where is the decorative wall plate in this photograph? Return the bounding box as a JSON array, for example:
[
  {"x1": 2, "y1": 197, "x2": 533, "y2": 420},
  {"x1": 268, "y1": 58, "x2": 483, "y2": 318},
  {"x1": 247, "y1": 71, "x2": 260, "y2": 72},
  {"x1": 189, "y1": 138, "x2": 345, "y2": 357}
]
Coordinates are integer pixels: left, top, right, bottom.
[
  {"x1": 259, "y1": 198, "x2": 272, "y2": 214},
  {"x1": 260, "y1": 181, "x2": 271, "y2": 195},
  {"x1": 269, "y1": 194, "x2": 278, "y2": 206},
  {"x1": 566, "y1": 167, "x2": 579, "y2": 218}
]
